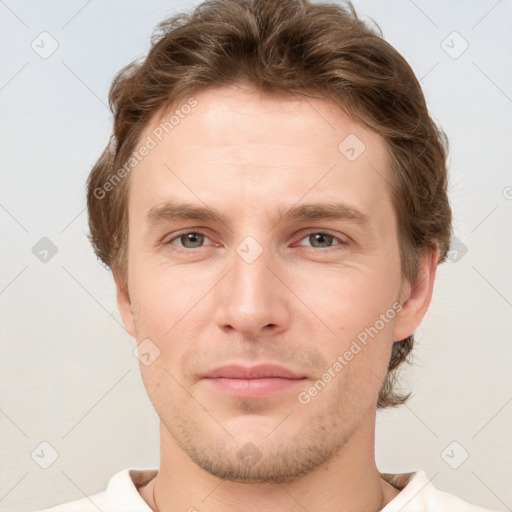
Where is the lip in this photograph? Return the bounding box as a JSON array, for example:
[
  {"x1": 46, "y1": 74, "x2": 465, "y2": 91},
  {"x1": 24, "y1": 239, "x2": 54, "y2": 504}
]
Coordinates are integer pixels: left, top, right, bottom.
[
  {"x1": 204, "y1": 364, "x2": 305, "y2": 379},
  {"x1": 202, "y1": 364, "x2": 307, "y2": 398}
]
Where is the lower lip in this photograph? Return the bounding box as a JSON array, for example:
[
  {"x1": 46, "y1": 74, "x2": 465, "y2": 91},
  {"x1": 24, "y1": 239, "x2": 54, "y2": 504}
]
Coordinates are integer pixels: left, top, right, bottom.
[{"x1": 204, "y1": 377, "x2": 306, "y2": 398}]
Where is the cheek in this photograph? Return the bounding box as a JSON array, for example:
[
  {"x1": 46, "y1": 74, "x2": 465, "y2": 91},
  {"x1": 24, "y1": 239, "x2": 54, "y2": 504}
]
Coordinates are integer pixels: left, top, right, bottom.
[
  {"x1": 129, "y1": 258, "x2": 203, "y2": 334},
  {"x1": 309, "y1": 318, "x2": 397, "y2": 414},
  {"x1": 289, "y1": 261, "x2": 401, "y2": 336},
  {"x1": 128, "y1": 262, "x2": 218, "y2": 386},
  {"x1": 294, "y1": 262, "x2": 401, "y2": 389}
]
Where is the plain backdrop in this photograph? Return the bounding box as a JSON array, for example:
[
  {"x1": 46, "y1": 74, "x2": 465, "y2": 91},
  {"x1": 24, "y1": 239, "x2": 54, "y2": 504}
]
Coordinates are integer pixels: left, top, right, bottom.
[{"x1": 1, "y1": 0, "x2": 511, "y2": 511}]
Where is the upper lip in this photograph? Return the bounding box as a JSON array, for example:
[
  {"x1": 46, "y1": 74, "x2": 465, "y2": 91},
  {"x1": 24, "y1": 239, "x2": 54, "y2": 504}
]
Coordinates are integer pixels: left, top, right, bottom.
[{"x1": 203, "y1": 364, "x2": 305, "y2": 379}]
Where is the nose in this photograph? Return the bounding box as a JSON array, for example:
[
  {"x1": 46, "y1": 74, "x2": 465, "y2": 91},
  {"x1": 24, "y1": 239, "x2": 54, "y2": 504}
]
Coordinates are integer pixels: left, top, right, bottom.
[{"x1": 213, "y1": 239, "x2": 291, "y2": 338}]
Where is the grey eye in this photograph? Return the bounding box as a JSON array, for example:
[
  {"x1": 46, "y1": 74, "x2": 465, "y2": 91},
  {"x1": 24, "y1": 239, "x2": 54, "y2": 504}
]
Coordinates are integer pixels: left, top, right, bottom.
[
  {"x1": 302, "y1": 233, "x2": 338, "y2": 248},
  {"x1": 174, "y1": 232, "x2": 206, "y2": 249}
]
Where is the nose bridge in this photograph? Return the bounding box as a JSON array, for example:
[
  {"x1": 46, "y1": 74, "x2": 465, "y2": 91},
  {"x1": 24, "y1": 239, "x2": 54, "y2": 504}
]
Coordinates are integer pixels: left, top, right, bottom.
[
  {"x1": 214, "y1": 233, "x2": 290, "y2": 335},
  {"x1": 233, "y1": 236, "x2": 272, "y2": 299}
]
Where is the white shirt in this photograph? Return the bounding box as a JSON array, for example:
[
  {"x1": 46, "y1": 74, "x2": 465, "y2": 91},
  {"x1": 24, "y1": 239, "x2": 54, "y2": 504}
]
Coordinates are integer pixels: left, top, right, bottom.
[{"x1": 34, "y1": 468, "x2": 495, "y2": 511}]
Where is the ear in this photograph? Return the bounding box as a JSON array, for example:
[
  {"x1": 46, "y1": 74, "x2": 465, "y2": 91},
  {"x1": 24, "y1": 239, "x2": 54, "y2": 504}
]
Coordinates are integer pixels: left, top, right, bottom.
[
  {"x1": 393, "y1": 249, "x2": 439, "y2": 342},
  {"x1": 113, "y1": 269, "x2": 136, "y2": 338}
]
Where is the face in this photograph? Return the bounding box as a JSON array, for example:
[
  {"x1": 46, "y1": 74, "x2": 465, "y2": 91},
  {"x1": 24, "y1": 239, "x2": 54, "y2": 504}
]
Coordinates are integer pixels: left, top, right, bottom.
[{"x1": 116, "y1": 82, "x2": 430, "y2": 483}]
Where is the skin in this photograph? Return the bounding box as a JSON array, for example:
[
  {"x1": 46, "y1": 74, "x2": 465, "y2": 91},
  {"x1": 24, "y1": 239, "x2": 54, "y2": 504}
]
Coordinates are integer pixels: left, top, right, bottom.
[{"x1": 115, "y1": 81, "x2": 438, "y2": 512}]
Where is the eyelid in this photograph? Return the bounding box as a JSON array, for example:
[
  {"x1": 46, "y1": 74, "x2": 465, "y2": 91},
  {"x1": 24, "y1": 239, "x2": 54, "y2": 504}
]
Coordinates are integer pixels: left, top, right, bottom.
[
  {"x1": 294, "y1": 229, "x2": 349, "y2": 248},
  {"x1": 165, "y1": 229, "x2": 213, "y2": 247},
  {"x1": 163, "y1": 228, "x2": 348, "y2": 251}
]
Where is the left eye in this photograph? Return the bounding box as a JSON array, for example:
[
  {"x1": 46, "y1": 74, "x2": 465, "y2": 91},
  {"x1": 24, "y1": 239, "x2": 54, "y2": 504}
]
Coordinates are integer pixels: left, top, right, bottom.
[
  {"x1": 296, "y1": 232, "x2": 345, "y2": 249},
  {"x1": 166, "y1": 231, "x2": 345, "y2": 250},
  {"x1": 168, "y1": 231, "x2": 211, "y2": 249}
]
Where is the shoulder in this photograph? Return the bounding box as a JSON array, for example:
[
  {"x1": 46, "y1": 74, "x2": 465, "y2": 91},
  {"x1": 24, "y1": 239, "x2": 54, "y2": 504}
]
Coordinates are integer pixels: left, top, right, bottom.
[
  {"x1": 28, "y1": 467, "x2": 157, "y2": 512},
  {"x1": 382, "y1": 470, "x2": 497, "y2": 511},
  {"x1": 29, "y1": 490, "x2": 109, "y2": 512}
]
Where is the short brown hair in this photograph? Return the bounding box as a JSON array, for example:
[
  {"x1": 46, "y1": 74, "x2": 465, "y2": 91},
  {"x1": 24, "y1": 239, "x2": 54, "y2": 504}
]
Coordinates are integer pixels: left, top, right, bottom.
[{"x1": 87, "y1": 0, "x2": 451, "y2": 409}]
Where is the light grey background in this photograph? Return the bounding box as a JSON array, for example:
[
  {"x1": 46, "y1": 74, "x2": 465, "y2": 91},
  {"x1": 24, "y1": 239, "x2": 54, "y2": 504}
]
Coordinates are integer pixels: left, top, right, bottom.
[{"x1": 1, "y1": 0, "x2": 511, "y2": 511}]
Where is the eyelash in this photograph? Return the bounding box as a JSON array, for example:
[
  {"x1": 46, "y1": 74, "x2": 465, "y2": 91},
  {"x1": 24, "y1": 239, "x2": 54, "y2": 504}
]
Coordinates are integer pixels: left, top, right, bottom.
[{"x1": 165, "y1": 230, "x2": 347, "y2": 251}]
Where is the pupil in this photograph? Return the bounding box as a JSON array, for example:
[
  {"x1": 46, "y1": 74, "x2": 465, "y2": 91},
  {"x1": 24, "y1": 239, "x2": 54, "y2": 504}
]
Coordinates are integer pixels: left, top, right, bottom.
[
  {"x1": 312, "y1": 233, "x2": 331, "y2": 247},
  {"x1": 183, "y1": 233, "x2": 202, "y2": 247}
]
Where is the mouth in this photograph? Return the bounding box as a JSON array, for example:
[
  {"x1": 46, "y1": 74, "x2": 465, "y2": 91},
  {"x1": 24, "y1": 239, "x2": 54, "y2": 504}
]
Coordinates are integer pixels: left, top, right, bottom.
[{"x1": 201, "y1": 364, "x2": 308, "y2": 398}]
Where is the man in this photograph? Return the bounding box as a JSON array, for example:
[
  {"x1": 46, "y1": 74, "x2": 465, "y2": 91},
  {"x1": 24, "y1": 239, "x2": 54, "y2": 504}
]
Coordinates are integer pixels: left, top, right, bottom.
[{"x1": 35, "y1": 0, "x2": 495, "y2": 510}]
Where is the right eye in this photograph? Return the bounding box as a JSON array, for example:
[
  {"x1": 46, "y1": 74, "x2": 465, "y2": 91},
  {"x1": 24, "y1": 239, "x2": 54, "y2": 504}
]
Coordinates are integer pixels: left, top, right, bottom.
[{"x1": 167, "y1": 231, "x2": 212, "y2": 249}]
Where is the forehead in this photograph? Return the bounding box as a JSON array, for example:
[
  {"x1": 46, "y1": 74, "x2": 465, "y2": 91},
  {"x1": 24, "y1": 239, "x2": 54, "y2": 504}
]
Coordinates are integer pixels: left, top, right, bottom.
[
  {"x1": 148, "y1": 83, "x2": 386, "y2": 159},
  {"x1": 128, "y1": 83, "x2": 393, "y2": 223}
]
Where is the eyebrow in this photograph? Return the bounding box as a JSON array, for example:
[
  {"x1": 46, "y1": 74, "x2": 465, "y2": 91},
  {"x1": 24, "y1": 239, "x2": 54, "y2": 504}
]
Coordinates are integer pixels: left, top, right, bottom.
[
  {"x1": 146, "y1": 201, "x2": 369, "y2": 227},
  {"x1": 283, "y1": 203, "x2": 368, "y2": 223}
]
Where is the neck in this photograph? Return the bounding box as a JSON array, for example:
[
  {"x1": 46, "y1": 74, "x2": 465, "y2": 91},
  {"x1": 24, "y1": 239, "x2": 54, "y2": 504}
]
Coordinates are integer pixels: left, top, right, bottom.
[{"x1": 139, "y1": 408, "x2": 400, "y2": 512}]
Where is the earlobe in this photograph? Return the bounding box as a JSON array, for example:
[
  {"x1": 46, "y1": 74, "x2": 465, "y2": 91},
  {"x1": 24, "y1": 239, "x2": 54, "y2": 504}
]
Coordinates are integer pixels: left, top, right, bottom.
[
  {"x1": 113, "y1": 270, "x2": 136, "y2": 338},
  {"x1": 392, "y1": 249, "x2": 439, "y2": 342}
]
